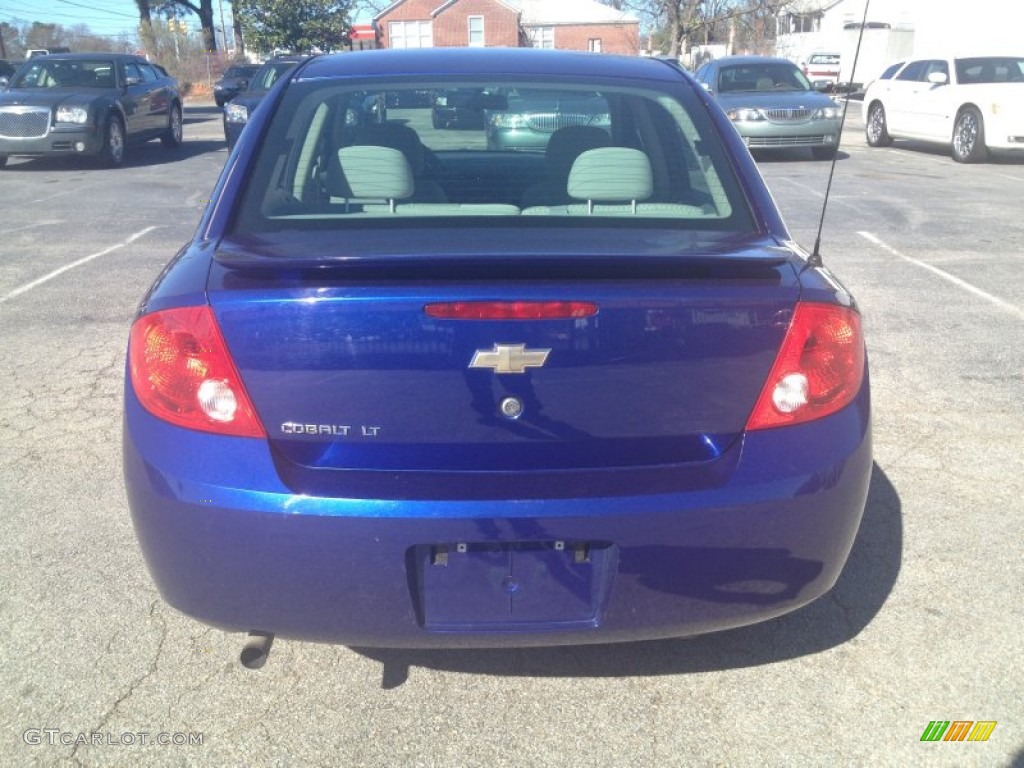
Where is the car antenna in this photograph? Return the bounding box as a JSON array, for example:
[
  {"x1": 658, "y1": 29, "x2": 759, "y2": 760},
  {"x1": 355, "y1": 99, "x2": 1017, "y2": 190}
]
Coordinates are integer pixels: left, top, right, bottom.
[{"x1": 808, "y1": 0, "x2": 871, "y2": 268}]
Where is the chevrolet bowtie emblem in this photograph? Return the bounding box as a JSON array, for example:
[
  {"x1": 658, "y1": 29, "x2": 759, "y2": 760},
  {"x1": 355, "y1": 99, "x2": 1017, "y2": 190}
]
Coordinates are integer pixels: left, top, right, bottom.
[{"x1": 469, "y1": 344, "x2": 551, "y2": 374}]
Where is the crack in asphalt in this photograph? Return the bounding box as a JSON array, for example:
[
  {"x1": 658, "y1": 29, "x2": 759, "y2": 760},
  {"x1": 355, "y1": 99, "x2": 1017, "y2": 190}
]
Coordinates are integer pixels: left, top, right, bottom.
[{"x1": 68, "y1": 600, "x2": 168, "y2": 765}]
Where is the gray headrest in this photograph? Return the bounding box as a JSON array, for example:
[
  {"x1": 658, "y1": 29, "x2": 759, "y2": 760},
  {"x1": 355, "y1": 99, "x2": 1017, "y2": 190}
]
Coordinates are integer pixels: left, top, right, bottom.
[
  {"x1": 567, "y1": 148, "x2": 653, "y2": 202},
  {"x1": 545, "y1": 126, "x2": 611, "y2": 179},
  {"x1": 352, "y1": 123, "x2": 427, "y2": 175},
  {"x1": 337, "y1": 145, "x2": 414, "y2": 200}
]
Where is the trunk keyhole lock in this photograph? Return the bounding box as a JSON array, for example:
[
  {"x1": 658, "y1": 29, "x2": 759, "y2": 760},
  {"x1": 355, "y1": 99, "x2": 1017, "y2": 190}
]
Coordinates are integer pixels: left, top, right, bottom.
[{"x1": 499, "y1": 397, "x2": 524, "y2": 420}]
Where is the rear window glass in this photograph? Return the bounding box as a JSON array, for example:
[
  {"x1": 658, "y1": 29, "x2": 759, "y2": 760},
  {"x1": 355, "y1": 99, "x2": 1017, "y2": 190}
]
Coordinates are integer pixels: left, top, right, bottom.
[
  {"x1": 956, "y1": 56, "x2": 1024, "y2": 84},
  {"x1": 252, "y1": 62, "x2": 300, "y2": 91},
  {"x1": 232, "y1": 78, "x2": 753, "y2": 236}
]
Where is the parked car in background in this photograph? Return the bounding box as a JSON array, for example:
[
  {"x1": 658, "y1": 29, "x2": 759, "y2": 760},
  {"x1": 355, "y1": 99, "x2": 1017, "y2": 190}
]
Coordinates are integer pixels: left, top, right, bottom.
[
  {"x1": 0, "y1": 59, "x2": 17, "y2": 86},
  {"x1": 485, "y1": 88, "x2": 610, "y2": 151},
  {"x1": 802, "y1": 52, "x2": 841, "y2": 91},
  {"x1": 27, "y1": 47, "x2": 70, "y2": 58},
  {"x1": 863, "y1": 54, "x2": 1024, "y2": 163},
  {"x1": 694, "y1": 55, "x2": 842, "y2": 159},
  {"x1": 124, "y1": 48, "x2": 870, "y2": 654},
  {"x1": 0, "y1": 53, "x2": 182, "y2": 168},
  {"x1": 223, "y1": 55, "x2": 310, "y2": 149},
  {"x1": 431, "y1": 88, "x2": 487, "y2": 129},
  {"x1": 214, "y1": 63, "x2": 259, "y2": 107}
]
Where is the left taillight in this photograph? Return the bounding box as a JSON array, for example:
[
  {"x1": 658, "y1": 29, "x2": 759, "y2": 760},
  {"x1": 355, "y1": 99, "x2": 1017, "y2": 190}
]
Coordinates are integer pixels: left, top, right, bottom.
[{"x1": 128, "y1": 306, "x2": 265, "y2": 437}]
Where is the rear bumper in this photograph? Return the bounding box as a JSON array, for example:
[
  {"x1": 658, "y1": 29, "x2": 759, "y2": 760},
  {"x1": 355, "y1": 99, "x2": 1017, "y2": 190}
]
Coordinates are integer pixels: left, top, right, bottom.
[
  {"x1": 223, "y1": 118, "x2": 243, "y2": 148},
  {"x1": 124, "y1": 380, "x2": 871, "y2": 648},
  {"x1": 985, "y1": 114, "x2": 1024, "y2": 151}
]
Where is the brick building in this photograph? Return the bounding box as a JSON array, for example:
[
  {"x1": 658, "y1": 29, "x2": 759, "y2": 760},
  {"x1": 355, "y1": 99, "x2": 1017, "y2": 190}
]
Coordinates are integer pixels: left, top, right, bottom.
[{"x1": 374, "y1": 0, "x2": 639, "y2": 55}]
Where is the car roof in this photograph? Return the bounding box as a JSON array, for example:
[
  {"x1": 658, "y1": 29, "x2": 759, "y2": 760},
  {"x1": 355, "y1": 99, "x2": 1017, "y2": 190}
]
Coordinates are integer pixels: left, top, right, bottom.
[
  {"x1": 709, "y1": 56, "x2": 799, "y2": 67},
  {"x1": 297, "y1": 48, "x2": 687, "y2": 83},
  {"x1": 23, "y1": 52, "x2": 148, "y2": 61}
]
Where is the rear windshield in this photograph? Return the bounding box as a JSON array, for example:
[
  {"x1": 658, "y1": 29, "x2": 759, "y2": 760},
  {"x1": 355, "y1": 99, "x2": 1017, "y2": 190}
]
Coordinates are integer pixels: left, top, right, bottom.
[
  {"x1": 955, "y1": 56, "x2": 1024, "y2": 84},
  {"x1": 232, "y1": 76, "x2": 753, "y2": 237},
  {"x1": 250, "y1": 61, "x2": 300, "y2": 91}
]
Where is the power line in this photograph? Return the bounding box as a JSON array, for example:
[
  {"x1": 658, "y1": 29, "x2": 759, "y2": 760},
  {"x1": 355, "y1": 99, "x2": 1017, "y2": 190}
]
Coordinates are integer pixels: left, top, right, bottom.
[
  {"x1": 0, "y1": 5, "x2": 136, "y2": 22},
  {"x1": 52, "y1": 0, "x2": 137, "y2": 18}
]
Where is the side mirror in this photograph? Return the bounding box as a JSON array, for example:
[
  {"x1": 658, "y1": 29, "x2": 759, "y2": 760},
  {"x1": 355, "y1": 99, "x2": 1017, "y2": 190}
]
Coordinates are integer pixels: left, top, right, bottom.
[
  {"x1": 0, "y1": 76, "x2": 8, "y2": 88},
  {"x1": 927, "y1": 71, "x2": 948, "y2": 85},
  {"x1": 700, "y1": 82, "x2": 712, "y2": 94}
]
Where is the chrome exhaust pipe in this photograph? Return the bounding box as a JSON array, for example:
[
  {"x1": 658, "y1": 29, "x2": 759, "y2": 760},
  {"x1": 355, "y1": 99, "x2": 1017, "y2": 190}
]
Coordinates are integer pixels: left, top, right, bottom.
[{"x1": 240, "y1": 631, "x2": 274, "y2": 669}]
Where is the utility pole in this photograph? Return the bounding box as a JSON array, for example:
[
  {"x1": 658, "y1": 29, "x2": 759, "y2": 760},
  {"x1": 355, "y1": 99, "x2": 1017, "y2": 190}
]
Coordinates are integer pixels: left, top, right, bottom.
[
  {"x1": 218, "y1": 0, "x2": 230, "y2": 56},
  {"x1": 0, "y1": 22, "x2": 7, "y2": 59},
  {"x1": 170, "y1": 6, "x2": 181, "y2": 62}
]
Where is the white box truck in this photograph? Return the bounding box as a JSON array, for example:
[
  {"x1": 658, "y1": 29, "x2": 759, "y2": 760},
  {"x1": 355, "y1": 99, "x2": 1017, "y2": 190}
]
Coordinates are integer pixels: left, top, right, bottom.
[{"x1": 840, "y1": 23, "x2": 914, "y2": 93}]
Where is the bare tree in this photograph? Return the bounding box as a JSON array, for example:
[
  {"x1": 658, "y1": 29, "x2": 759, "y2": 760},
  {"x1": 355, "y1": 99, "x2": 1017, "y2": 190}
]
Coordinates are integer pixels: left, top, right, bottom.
[
  {"x1": 231, "y1": 0, "x2": 245, "y2": 58},
  {"x1": 620, "y1": 0, "x2": 794, "y2": 56},
  {"x1": 133, "y1": 0, "x2": 159, "y2": 58},
  {"x1": 168, "y1": 0, "x2": 219, "y2": 53}
]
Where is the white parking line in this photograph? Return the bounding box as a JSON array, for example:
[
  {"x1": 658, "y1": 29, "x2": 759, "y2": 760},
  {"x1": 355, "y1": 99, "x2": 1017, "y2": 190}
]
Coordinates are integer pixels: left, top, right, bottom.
[
  {"x1": 857, "y1": 231, "x2": 1024, "y2": 320},
  {"x1": 30, "y1": 181, "x2": 106, "y2": 205},
  {"x1": 0, "y1": 226, "x2": 161, "y2": 306},
  {"x1": 0, "y1": 220, "x2": 62, "y2": 236}
]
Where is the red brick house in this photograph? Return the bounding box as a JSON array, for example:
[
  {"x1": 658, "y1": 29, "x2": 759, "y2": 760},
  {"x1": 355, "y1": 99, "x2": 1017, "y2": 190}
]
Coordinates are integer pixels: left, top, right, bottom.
[{"x1": 374, "y1": 0, "x2": 639, "y2": 54}]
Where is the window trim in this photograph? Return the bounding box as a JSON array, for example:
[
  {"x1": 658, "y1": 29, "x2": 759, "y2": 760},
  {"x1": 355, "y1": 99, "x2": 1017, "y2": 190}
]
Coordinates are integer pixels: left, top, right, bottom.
[
  {"x1": 468, "y1": 15, "x2": 484, "y2": 47},
  {"x1": 528, "y1": 26, "x2": 555, "y2": 50},
  {"x1": 389, "y1": 19, "x2": 433, "y2": 49}
]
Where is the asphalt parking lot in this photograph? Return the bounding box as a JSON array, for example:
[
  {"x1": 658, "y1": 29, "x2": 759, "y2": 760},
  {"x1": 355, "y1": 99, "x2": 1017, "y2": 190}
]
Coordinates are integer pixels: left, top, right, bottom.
[{"x1": 1, "y1": 102, "x2": 1021, "y2": 767}]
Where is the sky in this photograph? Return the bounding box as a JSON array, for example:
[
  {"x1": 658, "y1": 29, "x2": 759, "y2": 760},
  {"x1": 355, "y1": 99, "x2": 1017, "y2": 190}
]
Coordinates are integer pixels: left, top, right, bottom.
[
  {"x1": 0, "y1": 0, "x2": 147, "y2": 37},
  {"x1": 6, "y1": 0, "x2": 1023, "y2": 51},
  {"x1": 0, "y1": 0, "x2": 375, "y2": 41}
]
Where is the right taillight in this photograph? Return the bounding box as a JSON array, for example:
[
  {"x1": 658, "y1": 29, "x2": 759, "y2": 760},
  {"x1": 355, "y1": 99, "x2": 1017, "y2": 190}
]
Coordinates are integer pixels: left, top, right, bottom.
[{"x1": 746, "y1": 302, "x2": 865, "y2": 430}]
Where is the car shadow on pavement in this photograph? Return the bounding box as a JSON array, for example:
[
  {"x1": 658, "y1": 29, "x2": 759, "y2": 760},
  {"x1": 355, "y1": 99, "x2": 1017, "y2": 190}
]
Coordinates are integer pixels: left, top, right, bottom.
[
  {"x1": 751, "y1": 149, "x2": 851, "y2": 164},
  {"x1": 354, "y1": 461, "x2": 902, "y2": 689},
  {"x1": 0, "y1": 140, "x2": 226, "y2": 172},
  {"x1": 887, "y1": 139, "x2": 1024, "y2": 165},
  {"x1": 122, "y1": 140, "x2": 226, "y2": 166},
  {"x1": 184, "y1": 105, "x2": 223, "y2": 121}
]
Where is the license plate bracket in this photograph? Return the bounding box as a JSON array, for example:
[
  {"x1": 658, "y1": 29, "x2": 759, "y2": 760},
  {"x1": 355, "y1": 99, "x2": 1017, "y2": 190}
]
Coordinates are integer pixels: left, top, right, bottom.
[{"x1": 410, "y1": 541, "x2": 616, "y2": 630}]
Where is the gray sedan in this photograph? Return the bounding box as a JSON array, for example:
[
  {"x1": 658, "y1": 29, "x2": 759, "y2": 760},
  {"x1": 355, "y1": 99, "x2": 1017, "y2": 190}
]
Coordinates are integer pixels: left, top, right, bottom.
[
  {"x1": 694, "y1": 55, "x2": 842, "y2": 159},
  {"x1": 0, "y1": 53, "x2": 182, "y2": 168}
]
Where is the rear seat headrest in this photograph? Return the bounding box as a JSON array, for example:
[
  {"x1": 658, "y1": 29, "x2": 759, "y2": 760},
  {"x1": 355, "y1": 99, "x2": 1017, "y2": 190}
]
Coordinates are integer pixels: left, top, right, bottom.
[
  {"x1": 567, "y1": 148, "x2": 653, "y2": 202},
  {"x1": 337, "y1": 145, "x2": 414, "y2": 200}
]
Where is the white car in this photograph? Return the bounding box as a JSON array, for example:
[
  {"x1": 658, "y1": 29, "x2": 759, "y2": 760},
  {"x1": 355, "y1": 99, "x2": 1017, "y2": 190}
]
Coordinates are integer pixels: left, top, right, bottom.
[
  {"x1": 862, "y1": 55, "x2": 1024, "y2": 162},
  {"x1": 802, "y1": 52, "x2": 841, "y2": 91}
]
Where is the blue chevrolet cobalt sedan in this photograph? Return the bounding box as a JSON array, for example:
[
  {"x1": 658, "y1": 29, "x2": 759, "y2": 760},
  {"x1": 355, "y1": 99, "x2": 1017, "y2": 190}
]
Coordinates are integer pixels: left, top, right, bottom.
[{"x1": 124, "y1": 49, "x2": 870, "y2": 652}]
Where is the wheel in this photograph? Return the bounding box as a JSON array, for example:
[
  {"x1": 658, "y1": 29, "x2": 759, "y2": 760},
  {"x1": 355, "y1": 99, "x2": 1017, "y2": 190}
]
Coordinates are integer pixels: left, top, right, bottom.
[
  {"x1": 812, "y1": 146, "x2": 837, "y2": 160},
  {"x1": 162, "y1": 102, "x2": 183, "y2": 148},
  {"x1": 865, "y1": 102, "x2": 891, "y2": 147},
  {"x1": 0, "y1": 155, "x2": 7, "y2": 169},
  {"x1": 98, "y1": 115, "x2": 125, "y2": 167},
  {"x1": 215, "y1": 96, "x2": 225, "y2": 108},
  {"x1": 952, "y1": 107, "x2": 987, "y2": 163}
]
